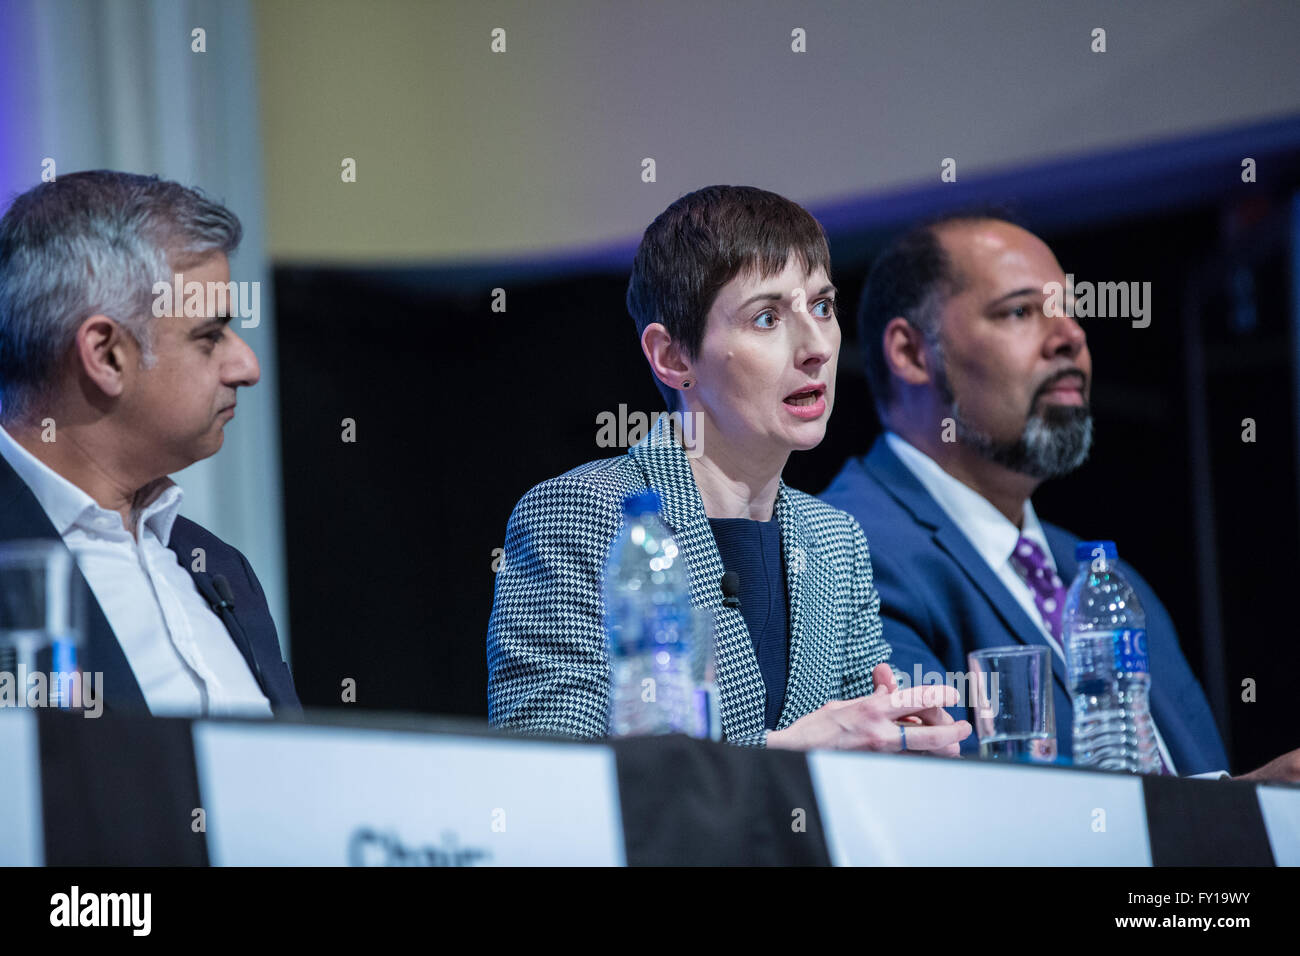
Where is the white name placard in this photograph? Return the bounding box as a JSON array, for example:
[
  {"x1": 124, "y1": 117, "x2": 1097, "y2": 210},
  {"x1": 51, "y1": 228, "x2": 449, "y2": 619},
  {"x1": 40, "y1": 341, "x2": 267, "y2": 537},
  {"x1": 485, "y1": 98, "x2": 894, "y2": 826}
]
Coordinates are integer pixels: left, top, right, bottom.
[
  {"x1": 192, "y1": 722, "x2": 625, "y2": 866},
  {"x1": 0, "y1": 711, "x2": 44, "y2": 865},
  {"x1": 1257, "y1": 785, "x2": 1300, "y2": 866},
  {"x1": 809, "y1": 751, "x2": 1151, "y2": 866}
]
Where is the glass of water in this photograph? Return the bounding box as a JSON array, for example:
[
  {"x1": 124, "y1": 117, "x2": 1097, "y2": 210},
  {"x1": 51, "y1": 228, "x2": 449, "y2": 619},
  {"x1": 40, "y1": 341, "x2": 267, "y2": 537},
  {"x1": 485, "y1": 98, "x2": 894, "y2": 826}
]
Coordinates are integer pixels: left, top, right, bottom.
[
  {"x1": 0, "y1": 540, "x2": 86, "y2": 709},
  {"x1": 967, "y1": 645, "x2": 1057, "y2": 764}
]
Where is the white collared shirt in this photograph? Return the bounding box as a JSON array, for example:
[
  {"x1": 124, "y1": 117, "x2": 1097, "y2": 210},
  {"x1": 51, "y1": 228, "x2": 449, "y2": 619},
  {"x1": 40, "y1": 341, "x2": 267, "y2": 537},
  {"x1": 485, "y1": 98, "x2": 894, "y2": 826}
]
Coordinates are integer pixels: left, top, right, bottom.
[
  {"x1": 885, "y1": 431, "x2": 1184, "y2": 775},
  {"x1": 0, "y1": 424, "x2": 271, "y2": 718}
]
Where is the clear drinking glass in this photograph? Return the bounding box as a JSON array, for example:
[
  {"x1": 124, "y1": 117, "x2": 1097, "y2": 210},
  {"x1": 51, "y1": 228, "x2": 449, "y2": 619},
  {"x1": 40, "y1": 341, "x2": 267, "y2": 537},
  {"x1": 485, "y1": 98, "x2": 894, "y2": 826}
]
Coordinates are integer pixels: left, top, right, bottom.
[
  {"x1": 0, "y1": 540, "x2": 86, "y2": 709},
  {"x1": 967, "y1": 645, "x2": 1057, "y2": 764}
]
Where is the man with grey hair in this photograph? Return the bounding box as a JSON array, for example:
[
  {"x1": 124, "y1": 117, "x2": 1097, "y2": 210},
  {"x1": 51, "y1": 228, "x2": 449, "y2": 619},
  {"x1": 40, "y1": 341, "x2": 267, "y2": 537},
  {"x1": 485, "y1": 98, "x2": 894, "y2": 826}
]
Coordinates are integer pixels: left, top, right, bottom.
[
  {"x1": 821, "y1": 213, "x2": 1298, "y2": 782},
  {"x1": 0, "y1": 170, "x2": 300, "y2": 716}
]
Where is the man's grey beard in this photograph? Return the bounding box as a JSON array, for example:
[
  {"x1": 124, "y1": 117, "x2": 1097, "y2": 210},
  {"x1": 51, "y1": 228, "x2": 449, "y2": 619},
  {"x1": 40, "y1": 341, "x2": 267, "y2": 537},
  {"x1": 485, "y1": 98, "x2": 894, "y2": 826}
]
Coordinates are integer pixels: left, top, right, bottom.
[
  {"x1": 953, "y1": 402, "x2": 1093, "y2": 480},
  {"x1": 931, "y1": 342, "x2": 1093, "y2": 480}
]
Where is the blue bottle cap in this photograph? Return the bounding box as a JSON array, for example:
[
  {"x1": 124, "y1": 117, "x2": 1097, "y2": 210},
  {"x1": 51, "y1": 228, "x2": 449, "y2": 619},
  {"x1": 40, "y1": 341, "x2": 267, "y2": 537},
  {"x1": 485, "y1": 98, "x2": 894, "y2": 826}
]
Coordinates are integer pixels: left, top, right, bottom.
[
  {"x1": 622, "y1": 489, "x2": 662, "y2": 517},
  {"x1": 1075, "y1": 540, "x2": 1117, "y2": 561}
]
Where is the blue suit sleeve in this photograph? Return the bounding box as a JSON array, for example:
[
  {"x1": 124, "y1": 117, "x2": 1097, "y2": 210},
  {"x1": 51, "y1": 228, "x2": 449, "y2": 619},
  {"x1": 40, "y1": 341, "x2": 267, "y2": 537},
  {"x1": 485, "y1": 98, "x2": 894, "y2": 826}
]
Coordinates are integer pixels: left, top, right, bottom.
[
  {"x1": 841, "y1": 517, "x2": 892, "y2": 701},
  {"x1": 1119, "y1": 560, "x2": 1229, "y2": 774}
]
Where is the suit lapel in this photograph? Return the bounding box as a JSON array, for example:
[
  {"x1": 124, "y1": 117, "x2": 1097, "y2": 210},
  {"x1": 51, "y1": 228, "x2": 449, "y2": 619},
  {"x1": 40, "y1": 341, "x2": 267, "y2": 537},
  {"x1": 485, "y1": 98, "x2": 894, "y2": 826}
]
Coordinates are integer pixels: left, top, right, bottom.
[
  {"x1": 774, "y1": 484, "x2": 835, "y2": 729},
  {"x1": 0, "y1": 455, "x2": 148, "y2": 712},
  {"x1": 188, "y1": 568, "x2": 253, "y2": 673},
  {"x1": 864, "y1": 439, "x2": 1071, "y2": 698},
  {"x1": 165, "y1": 525, "x2": 272, "y2": 703},
  {"x1": 629, "y1": 416, "x2": 766, "y2": 740}
]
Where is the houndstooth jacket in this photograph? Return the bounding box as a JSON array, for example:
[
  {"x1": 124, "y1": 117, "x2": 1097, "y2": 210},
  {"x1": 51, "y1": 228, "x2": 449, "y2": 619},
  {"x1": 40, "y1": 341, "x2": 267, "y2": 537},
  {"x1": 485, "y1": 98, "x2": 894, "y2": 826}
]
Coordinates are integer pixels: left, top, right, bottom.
[{"x1": 486, "y1": 414, "x2": 890, "y2": 746}]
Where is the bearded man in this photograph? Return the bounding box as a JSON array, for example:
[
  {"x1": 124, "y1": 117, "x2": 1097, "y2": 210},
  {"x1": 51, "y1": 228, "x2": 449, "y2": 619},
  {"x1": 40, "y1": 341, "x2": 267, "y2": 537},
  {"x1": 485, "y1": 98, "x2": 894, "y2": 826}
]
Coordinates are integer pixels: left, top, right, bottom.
[{"x1": 821, "y1": 213, "x2": 1297, "y2": 781}]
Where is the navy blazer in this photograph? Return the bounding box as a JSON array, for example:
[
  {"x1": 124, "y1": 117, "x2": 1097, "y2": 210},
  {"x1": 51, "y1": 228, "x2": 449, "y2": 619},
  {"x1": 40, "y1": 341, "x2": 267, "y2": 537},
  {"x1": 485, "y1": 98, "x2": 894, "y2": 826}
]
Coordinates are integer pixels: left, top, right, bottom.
[
  {"x1": 819, "y1": 436, "x2": 1229, "y2": 775},
  {"x1": 0, "y1": 452, "x2": 301, "y2": 716}
]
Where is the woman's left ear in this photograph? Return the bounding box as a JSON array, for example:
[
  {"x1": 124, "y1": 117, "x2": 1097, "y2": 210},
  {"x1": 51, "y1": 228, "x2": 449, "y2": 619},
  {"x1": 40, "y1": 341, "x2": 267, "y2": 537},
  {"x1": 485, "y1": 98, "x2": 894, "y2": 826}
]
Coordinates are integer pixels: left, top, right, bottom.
[{"x1": 641, "y1": 322, "x2": 692, "y2": 391}]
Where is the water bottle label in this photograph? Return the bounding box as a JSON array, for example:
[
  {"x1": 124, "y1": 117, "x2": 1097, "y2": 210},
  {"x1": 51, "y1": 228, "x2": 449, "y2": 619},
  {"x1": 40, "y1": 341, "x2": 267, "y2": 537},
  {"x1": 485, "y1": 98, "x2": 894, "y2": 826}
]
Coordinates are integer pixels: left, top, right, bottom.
[
  {"x1": 646, "y1": 603, "x2": 688, "y2": 650},
  {"x1": 1113, "y1": 628, "x2": 1149, "y2": 674},
  {"x1": 52, "y1": 639, "x2": 77, "y2": 674}
]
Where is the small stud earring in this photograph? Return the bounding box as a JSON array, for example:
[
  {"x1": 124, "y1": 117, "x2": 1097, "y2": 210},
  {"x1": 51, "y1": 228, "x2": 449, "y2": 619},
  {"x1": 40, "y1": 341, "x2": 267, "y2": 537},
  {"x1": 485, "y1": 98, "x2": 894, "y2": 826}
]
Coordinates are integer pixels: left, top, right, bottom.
[{"x1": 682, "y1": 380, "x2": 691, "y2": 388}]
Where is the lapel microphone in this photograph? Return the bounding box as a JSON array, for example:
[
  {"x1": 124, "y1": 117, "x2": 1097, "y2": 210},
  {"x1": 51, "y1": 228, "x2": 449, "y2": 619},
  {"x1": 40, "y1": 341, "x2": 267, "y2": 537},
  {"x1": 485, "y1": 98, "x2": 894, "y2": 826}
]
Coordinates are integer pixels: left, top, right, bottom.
[
  {"x1": 211, "y1": 574, "x2": 236, "y2": 611},
  {"x1": 202, "y1": 573, "x2": 267, "y2": 693},
  {"x1": 721, "y1": 571, "x2": 741, "y2": 609}
]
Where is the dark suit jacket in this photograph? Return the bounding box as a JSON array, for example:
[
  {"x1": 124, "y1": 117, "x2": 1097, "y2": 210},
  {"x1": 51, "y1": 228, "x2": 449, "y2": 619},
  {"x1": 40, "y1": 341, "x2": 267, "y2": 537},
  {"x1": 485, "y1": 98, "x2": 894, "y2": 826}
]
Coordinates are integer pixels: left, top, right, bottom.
[
  {"x1": 819, "y1": 436, "x2": 1229, "y2": 775},
  {"x1": 0, "y1": 452, "x2": 301, "y2": 716}
]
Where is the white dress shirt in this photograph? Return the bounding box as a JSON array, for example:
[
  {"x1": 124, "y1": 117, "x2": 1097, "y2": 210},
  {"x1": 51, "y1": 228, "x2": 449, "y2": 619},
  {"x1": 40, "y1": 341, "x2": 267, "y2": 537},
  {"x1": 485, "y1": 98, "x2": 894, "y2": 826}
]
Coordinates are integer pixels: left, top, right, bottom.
[
  {"x1": 884, "y1": 431, "x2": 1186, "y2": 775},
  {"x1": 0, "y1": 424, "x2": 271, "y2": 718}
]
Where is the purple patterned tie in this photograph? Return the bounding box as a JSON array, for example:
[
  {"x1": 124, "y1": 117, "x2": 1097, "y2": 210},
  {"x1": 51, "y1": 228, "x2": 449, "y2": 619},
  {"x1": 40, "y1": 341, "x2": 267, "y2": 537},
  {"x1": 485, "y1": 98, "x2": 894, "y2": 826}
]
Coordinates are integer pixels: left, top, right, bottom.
[{"x1": 1008, "y1": 536, "x2": 1067, "y2": 648}]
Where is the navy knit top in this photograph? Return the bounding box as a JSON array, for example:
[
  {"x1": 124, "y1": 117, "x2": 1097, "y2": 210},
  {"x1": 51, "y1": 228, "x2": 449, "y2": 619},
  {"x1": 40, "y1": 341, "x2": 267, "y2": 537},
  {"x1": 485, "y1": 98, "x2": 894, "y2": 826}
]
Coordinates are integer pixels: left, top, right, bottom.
[{"x1": 707, "y1": 516, "x2": 790, "y2": 731}]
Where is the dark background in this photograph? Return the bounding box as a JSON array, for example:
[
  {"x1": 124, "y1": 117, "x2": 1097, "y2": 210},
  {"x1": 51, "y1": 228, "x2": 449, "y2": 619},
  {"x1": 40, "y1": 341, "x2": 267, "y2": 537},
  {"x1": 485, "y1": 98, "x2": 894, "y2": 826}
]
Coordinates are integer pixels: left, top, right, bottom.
[{"x1": 275, "y1": 128, "x2": 1300, "y2": 775}]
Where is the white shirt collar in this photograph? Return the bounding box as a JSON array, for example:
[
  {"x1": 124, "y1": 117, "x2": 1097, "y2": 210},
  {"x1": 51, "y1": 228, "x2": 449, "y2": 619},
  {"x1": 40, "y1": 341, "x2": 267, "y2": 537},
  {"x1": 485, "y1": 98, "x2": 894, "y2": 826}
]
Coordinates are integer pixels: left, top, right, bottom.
[
  {"x1": 884, "y1": 431, "x2": 1056, "y2": 571},
  {"x1": 0, "y1": 423, "x2": 184, "y2": 544}
]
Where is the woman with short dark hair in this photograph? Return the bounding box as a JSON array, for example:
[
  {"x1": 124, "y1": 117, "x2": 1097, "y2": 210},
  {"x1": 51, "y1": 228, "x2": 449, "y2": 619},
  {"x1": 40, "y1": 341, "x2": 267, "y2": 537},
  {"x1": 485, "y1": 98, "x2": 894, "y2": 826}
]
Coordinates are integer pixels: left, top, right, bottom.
[{"x1": 488, "y1": 185, "x2": 969, "y2": 753}]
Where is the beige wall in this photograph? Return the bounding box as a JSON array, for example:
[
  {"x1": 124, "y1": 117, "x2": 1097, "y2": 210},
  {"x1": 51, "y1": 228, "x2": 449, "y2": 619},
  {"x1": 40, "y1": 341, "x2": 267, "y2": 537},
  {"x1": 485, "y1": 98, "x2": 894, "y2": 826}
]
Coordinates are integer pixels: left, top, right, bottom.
[{"x1": 256, "y1": 0, "x2": 1300, "y2": 264}]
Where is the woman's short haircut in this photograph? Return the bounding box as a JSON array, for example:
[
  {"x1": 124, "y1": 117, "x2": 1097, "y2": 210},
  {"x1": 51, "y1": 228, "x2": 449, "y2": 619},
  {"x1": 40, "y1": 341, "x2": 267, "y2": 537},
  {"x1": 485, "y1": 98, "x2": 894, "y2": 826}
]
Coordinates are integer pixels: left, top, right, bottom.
[
  {"x1": 626, "y1": 185, "x2": 831, "y2": 410},
  {"x1": 0, "y1": 170, "x2": 242, "y2": 423}
]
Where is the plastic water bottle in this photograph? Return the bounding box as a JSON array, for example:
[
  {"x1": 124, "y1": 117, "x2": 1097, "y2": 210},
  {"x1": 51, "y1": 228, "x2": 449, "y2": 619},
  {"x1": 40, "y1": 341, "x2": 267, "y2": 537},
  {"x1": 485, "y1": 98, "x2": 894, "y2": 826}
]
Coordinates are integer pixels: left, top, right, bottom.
[
  {"x1": 1062, "y1": 540, "x2": 1160, "y2": 773},
  {"x1": 604, "y1": 490, "x2": 697, "y2": 736}
]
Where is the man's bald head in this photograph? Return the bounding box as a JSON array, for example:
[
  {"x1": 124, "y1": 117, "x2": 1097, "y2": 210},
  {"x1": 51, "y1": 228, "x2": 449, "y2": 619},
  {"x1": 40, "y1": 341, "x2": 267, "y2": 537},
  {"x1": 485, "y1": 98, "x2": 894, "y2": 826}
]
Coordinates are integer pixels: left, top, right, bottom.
[{"x1": 857, "y1": 211, "x2": 1014, "y2": 418}]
